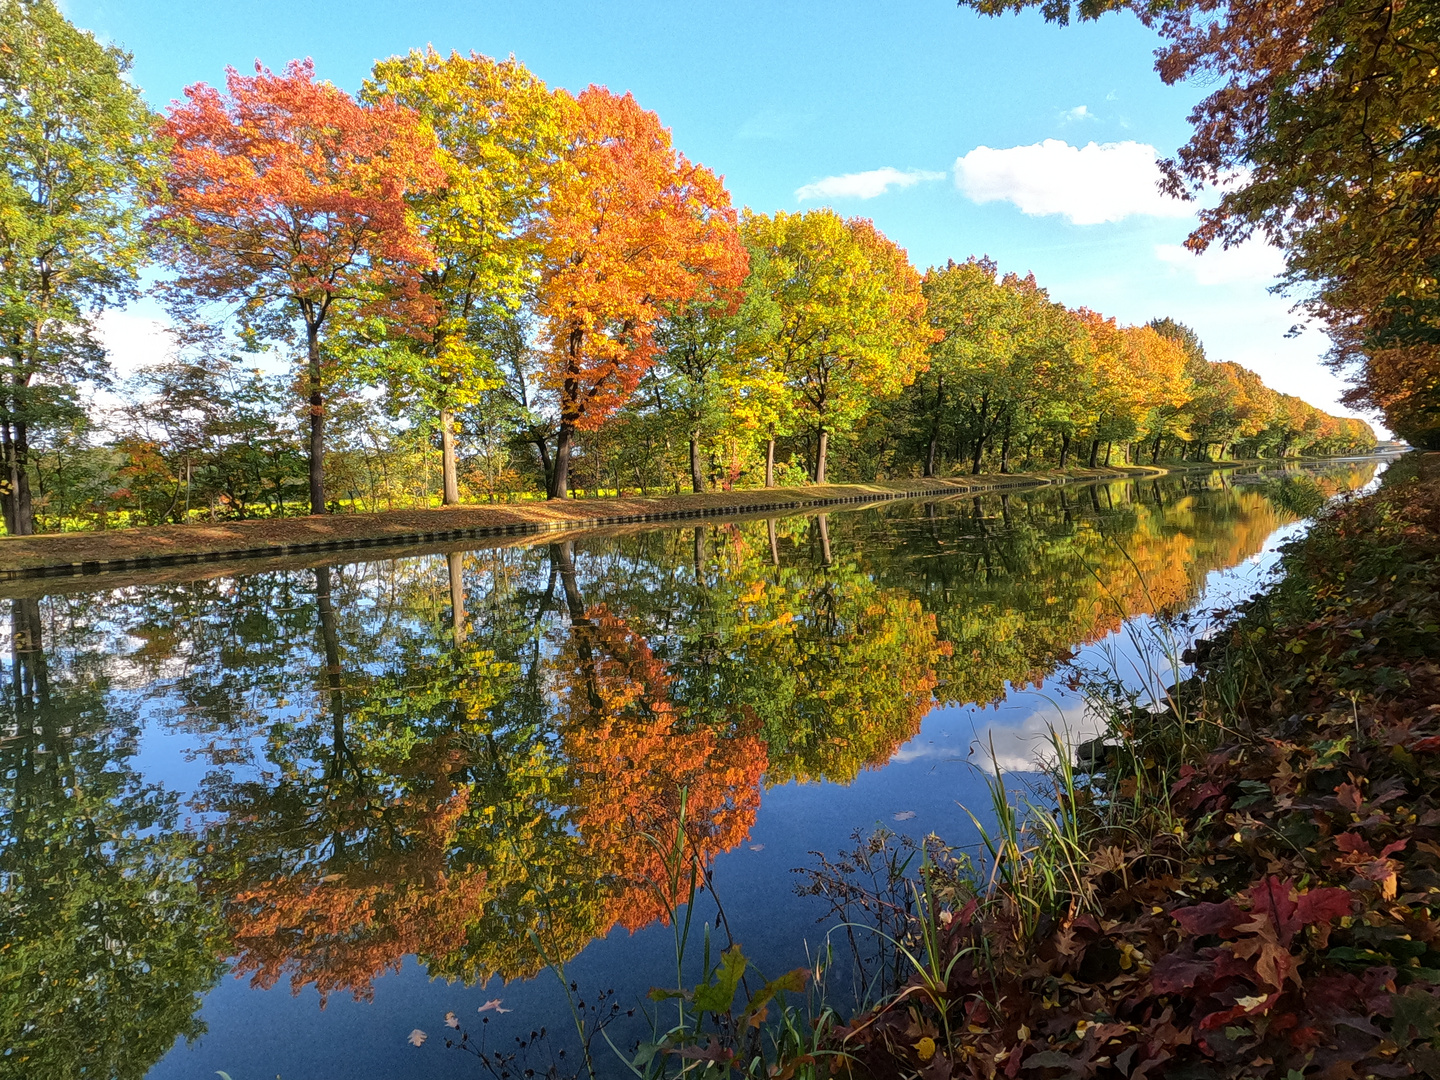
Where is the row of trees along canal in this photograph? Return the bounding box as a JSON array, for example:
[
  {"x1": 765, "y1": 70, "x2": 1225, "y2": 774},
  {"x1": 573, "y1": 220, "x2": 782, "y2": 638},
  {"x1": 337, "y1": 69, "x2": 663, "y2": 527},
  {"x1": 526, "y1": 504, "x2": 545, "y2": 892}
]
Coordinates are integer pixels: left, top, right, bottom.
[{"x1": 0, "y1": 0, "x2": 1377, "y2": 535}]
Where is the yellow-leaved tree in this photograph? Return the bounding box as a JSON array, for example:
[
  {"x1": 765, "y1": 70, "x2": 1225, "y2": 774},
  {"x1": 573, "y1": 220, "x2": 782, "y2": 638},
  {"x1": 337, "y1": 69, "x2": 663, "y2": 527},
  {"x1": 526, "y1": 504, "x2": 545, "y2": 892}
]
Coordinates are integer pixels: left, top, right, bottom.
[
  {"x1": 741, "y1": 209, "x2": 932, "y2": 483},
  {"x1": 362, "y1": 49, "x2": 571, "y2": 504}
]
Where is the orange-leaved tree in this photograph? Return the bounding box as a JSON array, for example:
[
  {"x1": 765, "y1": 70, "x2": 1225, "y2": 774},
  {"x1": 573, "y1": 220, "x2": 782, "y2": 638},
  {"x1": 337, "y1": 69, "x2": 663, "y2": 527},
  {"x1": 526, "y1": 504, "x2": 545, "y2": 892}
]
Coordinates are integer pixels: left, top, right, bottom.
[
  {"x1": 154, "y1": 59, "x2": 443, "y2": 515},
  {"x1": 212, "y1": 739, "x2": 488, "y2": 1004},
  {"x1": 536, "y1": 86, "x2": 747, "y2": 499},
  {"x1": 552, "y1": 604, "x2": 765, "y2": 933}
]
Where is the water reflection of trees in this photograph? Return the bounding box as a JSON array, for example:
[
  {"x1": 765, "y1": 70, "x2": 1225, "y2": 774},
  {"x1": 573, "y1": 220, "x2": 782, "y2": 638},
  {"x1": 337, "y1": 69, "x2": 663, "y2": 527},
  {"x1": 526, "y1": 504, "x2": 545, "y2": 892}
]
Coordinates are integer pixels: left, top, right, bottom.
[
  {"x1": 0, "y1": 465, "x2": 1378, "y2": 1046},
  {"x1": 0, "y1": 599, "x2": 225, "y2": 1080}
]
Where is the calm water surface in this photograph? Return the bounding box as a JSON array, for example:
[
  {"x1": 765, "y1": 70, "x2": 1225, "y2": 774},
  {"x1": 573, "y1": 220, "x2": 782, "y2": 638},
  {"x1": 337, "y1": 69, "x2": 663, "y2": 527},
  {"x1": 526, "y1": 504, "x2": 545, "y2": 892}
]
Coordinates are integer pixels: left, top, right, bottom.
[{"x1": 0, "y1": 464, "x2": 1380, "y2": 1080}]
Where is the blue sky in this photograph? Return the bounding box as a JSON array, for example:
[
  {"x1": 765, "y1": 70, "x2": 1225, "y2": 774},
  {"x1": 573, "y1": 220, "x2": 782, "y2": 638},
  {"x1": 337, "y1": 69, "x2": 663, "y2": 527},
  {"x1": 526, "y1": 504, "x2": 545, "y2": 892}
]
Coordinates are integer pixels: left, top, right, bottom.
[{"x1": 69, "y1": 0, "x2": 1382, "y2": 431}]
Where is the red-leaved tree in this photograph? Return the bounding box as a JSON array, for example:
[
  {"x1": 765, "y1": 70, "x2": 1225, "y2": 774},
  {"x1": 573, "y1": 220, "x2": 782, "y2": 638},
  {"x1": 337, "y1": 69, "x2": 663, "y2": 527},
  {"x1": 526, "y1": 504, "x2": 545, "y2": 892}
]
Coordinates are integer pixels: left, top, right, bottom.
[
  {"x1": 537, "y1": 86, "x2": 747, "y2": 499},
  {"x1": 154, "y1": 59, "x2": 442, "y2": 514}
]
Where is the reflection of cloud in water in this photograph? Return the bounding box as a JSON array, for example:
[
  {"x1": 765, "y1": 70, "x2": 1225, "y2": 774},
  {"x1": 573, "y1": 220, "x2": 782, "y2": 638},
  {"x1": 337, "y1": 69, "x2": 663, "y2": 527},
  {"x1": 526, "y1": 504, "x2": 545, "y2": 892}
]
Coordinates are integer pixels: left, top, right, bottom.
[{"x1": 890, "y1": 687, "x2": 1103, "y2": 774}]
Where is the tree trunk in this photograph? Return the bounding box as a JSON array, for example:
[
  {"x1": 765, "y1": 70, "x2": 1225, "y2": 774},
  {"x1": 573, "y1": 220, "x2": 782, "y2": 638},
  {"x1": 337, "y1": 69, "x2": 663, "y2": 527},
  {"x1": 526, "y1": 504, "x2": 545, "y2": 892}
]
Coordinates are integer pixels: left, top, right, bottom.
[
  {"x1": 970, "y1": 395, "x2": 989, "y2": 475},
  {"x1": 1, "y1": 412, "x2": 35, "y2": 536},
  {"x1": 1104, "y1": 442, "x2": 1113, "y2": 466},
  {"x1": 814, "y1": 427, "x2": 829, "y2": 484},
  {"x1": 999, "y1": 415, "x2": 1013, "y2": 474},
  {"x1": 549, "y1": 424, "x2": 574, "y2": 500},
  {"x1": 1088, "y1": 439, "x2": 1100, "y2": 468},
  {"x1": 689, "y1": 429, "x2": 705, "y2": 493},
  {"x1": 447, "y1": 551, "x2": 465, "y2": 645},
  {"x1": 440, "y1": 407, "x2": 460, "y2": 505},
  {"x1": 1152, "y1": 433, "x2": 1163, "y2": 464},
  {"x1": 307, "y1": 323, "x2": 325, "y2": 515},
  {"x1": 768, "y1": 518, "x2": 779, "y2": 566},
  {"x1": 925, "y1": 375, "x2": 944, "y2": 478},
  {"x1": 817, "y1": 514, "x2": 831, "y2": 565},
  {"x1": 1059, "y1": 434, "x2": 1071, "y2": 468},
  {"x1": 11, "y1": 596, "x2": 49, "y2": 706},
  {"x1": 765, "y1": 437, "x2": 775, "y2": 488},
  {"x1": 533, "y1": 433, "x2": 554, "y2": 493},
  {"x1": 314, "y1": 566, "x2": 345, "y2": 775},
  {"x1": 552, "y1": 542, "x2": 585, "y2": 619}
]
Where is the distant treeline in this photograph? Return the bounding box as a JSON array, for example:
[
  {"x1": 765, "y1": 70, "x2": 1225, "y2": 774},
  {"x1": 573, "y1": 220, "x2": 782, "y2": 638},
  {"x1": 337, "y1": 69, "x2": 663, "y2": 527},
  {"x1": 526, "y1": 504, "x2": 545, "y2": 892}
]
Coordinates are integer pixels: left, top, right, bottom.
[{"x1": 1, "y1": 2, "x2": 1374, "y2": 533}]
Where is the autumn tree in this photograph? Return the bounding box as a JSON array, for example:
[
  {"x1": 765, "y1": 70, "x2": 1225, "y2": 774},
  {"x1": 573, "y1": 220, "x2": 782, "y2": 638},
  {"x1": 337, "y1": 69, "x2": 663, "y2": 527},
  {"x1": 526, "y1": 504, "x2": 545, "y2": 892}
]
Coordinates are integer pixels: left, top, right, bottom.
[
  {"x1": 154, "y1": 59, "x2": 442, "y2": 515},
  {"x1": 551, "y1": 602, "x2": 766, "y2": 931},
  {"x1": 721, "y1": 248, "x2": 792, "y2": 487},
  {"x1": 1143, "y1": 317, "x2": 1206, "y2": 461},
  {"x1": 0, "y1": 0, "x2": 161, "y2": 535},
  {"x1": 196, "y1": 565, "x2": 492, "y2": 1002},
  {"x1": 1184, "y1": 360, "x2": 1262, "y2": 461},
  {"x1": 361, "y1": 49, "x2": 570, "y2": 504},
  {"x1": 205, "y1": 736, "x2": 488, "y2": 1003},
  {"x1": 1071, "y1": 312, "x2": 1190, "y2": 466},
  {"x1": 743, "y1": 210, "x2": 931, "y2": 483},
  {"x1": 536, "y1": 86, "x2": 747, "y2": 499}
]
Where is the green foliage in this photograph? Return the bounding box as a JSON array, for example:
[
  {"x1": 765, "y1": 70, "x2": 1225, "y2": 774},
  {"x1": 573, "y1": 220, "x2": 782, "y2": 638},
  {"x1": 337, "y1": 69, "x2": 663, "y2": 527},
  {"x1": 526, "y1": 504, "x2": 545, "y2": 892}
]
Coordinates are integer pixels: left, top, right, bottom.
[
  {"x1": 115, "y1": 355, "x2": 309, "y2": 521},
  {"x1": 0, "y1": 0, "x2": 161, "y2": 534},
  {"x1": 910, "y1": 258, "x2": 1084, "y2": 475},
  {"x1": 740, "y1": 208, "x2": 931, "y2": 483}
]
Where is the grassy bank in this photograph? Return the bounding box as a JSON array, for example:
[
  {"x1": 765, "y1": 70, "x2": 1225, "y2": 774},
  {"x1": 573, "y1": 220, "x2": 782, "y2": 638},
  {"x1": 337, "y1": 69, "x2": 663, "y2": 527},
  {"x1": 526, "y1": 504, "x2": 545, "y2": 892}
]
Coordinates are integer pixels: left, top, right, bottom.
[
  {"x1": 767, "y1": 451, "x2": 1440, "y2": 1079},
  {"x1": 0, "y1": 464, "x2": 1176, "y2": 581}
]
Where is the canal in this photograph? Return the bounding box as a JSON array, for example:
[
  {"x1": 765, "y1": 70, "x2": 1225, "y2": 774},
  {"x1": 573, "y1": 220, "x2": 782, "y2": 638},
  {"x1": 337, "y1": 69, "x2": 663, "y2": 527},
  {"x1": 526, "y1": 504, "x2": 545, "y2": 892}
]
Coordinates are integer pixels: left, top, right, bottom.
[{"x1": 0, "y1": 462, "x2": 1379, "y2": 1079}]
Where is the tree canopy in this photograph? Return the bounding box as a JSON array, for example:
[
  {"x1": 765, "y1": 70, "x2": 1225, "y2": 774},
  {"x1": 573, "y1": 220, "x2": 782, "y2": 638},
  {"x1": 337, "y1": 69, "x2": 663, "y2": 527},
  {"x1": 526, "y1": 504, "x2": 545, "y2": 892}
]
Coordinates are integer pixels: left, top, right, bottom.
[{"x1": 155, "y1": 59, "x2": 443, "y2": 514}]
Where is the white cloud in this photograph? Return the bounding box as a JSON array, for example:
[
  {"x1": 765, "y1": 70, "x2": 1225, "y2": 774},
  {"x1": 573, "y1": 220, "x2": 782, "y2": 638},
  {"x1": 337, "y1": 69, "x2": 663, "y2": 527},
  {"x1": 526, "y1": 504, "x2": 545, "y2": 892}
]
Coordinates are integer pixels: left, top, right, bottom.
[
  {"x1": 795, "y1": 166, "x2": 945, "y2": 202},
  {"x1": 889, "y1": 693, "x2": 1101, "y2": 774},
  {"x1": 954, "y1": 139, "x2": 1193, "y2": 225},
  {"x1": 1060, "y1": 105, "x2": 1094, "y2": 123},
  {"x1": 94, "y1": 309, "x2": 174, "y2": 378},
  {"x1": 1154, "y1": 238, "x2": 1286, "y2": 286}
]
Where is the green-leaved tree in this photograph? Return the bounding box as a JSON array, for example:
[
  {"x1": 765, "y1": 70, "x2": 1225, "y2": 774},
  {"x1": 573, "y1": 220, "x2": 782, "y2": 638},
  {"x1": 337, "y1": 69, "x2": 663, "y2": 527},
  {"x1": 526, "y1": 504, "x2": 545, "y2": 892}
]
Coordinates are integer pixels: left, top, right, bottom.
[{"x1": 0, "y1": 0, "x2": 161, "y2": 534}]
